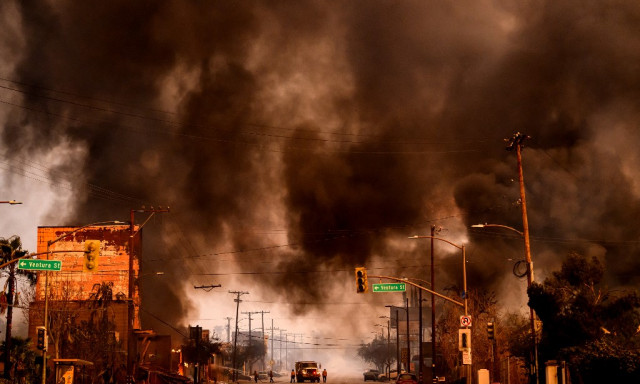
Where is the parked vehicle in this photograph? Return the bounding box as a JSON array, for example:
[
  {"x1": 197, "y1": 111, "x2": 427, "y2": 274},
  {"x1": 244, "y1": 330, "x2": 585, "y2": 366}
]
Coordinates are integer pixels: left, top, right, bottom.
[
  {"x1": 364, "y1": 370, "x2": 380, "y2": 381},
  {"x1": 395, "y1": 373, "x2": 418, "y2": 384},
  {"x1": 378, "y1": 369, "x2": 406, "y2": 381},
  {"x1": 295, "y1": 361, "x2": 321, "y2": 383}
]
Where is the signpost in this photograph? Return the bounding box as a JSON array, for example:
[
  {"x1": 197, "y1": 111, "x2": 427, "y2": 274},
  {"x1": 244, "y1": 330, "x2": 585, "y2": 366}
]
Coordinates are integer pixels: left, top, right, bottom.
[
  {"x1": 17, "y1": 259, "x2": 61, "y2": 272},
  {"x1": 372, "y1": 283, "x2": 406, "y2": 292}
]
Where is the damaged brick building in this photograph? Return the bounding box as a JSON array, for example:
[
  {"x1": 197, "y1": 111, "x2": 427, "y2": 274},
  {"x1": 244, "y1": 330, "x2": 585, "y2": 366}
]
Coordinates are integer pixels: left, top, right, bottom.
[{"x1": 28, "y1": 224, "x2": 140, "y2": 367}]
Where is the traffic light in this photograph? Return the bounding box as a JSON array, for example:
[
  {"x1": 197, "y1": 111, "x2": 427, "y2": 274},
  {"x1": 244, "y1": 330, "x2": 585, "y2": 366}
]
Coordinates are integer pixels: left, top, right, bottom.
[
  {"x1": 36, "y1": 326, "x2": 47, "y2": 351},
  {"x1": 487, "y1": 321, "x2": 495, "y2": 340},
  {"x1": 355, "y1": 267, "x2": 368, "y2": 293},
  {"x1": 83, "y1": 240, "x2": 101, "y2": 272}
]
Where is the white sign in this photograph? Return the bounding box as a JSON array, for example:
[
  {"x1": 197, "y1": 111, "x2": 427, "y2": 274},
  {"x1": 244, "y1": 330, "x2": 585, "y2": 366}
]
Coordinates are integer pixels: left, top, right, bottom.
[
  {"x1": 460, "y1": 315, "x2": 472, "y2": 327},
  {"x1": 462, "y1": 350, "x2": 472, "y2": 365}
]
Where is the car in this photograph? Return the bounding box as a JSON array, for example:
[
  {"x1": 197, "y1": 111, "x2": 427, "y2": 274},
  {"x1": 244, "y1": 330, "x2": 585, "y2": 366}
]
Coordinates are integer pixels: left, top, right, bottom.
[
  {"x1": 363, "y1": 370, "x2": 380, "y2": 381},
  {"x1": 378, "y1": 369, "x2": 405, "y2": 381},
  {"x1": 395, "y1": 373, "x2": 418, "y2": 384}
]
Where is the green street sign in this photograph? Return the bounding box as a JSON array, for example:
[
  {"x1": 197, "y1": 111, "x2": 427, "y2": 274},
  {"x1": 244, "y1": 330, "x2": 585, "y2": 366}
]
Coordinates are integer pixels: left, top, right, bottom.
[
  {"x1": 372, "y1": 283, "x2": 406, "y2": 292},
  {"x1": 17, "y1": 259, "x2": 62, "y2": 272}
]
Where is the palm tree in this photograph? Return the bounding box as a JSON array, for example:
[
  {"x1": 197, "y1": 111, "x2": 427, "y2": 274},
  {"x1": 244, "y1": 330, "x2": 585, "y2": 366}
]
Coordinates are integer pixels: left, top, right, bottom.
[{"x1": 0, "y1": 236, "x2": 36, "y2": 378}]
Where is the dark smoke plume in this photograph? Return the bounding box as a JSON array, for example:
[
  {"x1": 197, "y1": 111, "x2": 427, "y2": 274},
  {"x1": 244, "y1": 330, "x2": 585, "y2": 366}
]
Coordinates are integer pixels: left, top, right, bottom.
[{"x1": 2, "y1": 0, "x2": 640, "y2": 333}]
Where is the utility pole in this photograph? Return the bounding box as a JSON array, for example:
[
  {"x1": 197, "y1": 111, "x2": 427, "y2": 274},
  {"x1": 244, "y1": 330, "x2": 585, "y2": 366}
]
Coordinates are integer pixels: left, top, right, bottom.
[
  {"x1": 192, "y1": 283, "x2": 221, "y2": 382},
  {"x1": 242, "y1": 311, "x2": 263, "y2": 372},
  {"x1": 292, "y1": 334, "x2": 296, "y2": 364},
  {"x1": 230, "y1": 291, "x2": 249, "y2": 382},
  {"x1": 279, "y1": 329, "x2": 287, "y2": 371},
  {"x1": 260, "y1": 311, "x2": 270, "y2": 369},
  {"x1": 506, "y1": 132, "x2": 539, "y2": 384},
  {"x1": 294, "y1": 333, "x2": 304, "y2": 361},
  {"x1": 128, "y1": 207, "x2": 169, "y2": 384},
  {"x1": 286, "y1": 333, "x2": 290, "y2": 370},
  {"x1": 226, "y1": 317, "x2": 233, "y2": 343}
]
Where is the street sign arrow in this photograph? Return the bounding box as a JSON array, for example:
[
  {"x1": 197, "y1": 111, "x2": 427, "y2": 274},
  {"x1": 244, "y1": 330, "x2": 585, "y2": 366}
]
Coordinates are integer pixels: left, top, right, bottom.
[
  {"x1": 17, "y1": 259, "x2": 62, "y2": 272},
  {"x1": 372, "y1": 283, "x2": 406, "y2": 292}
]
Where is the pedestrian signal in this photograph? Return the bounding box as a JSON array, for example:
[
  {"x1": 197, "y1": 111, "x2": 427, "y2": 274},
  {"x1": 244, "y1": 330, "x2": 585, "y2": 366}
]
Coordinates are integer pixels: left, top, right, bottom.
[
  {"x1": 36, "y1": 326, "x2": 47, "y2": 350},
  {"x1": 355, "y1": 267, "x2": 368, "y2": 293},
  {"x1": 487, "y1": 322, "x2": 495, "y2": 340},
  {"x1": 458, "y1": 328, "x2": 471, "y2": 351},
  {"x1": 83, "y1": 240, "x2": 101, "y2": 272}
]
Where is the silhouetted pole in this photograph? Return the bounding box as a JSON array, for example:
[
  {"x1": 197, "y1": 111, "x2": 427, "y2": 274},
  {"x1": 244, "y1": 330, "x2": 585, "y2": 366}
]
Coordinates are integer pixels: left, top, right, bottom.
[
  {"x1": 430, "y1": 225, "x2": 436, "y2": 384},
  {"x1": 128, "y1": 208, "x2": 169, "y2": 383},
  {"x1": 406, "y1": 297, "x2": 410, "y2": 373},
  {"x1": 507, "y1": 132, "x2": 539, "y2": 384},
  {"x1": 396, "y1": 309, "x2": 400, "y2": 374},
  {"x1": 418, "y1": 288, "x2": 423, "y2": 384},
  {"x1": 230, "y1": 291, "x2": 249, "y2": 382}
]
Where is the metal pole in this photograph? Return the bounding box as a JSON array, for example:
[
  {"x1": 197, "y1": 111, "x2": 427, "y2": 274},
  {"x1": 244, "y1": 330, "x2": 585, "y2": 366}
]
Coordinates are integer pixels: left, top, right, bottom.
[
  {"x1": 462, "y1": 245, "x2": 470, "y2": 384},
  {"x1": 406, "y1": 297, "x2": 410, "y2": 373},
  {"x1": 430, "y1": 225, "x2": 436, "y2": 384},
  {"x1": 462, "y1": 245, "x2": 467, "y2": 316},
  {"x1": 418, "y1": 289, "x2": 423, "y2": 384},
  {"x1": 41, "y1": 244, "x2": 51, "y2": 384},
  {"x1": 396, "y1": 309, "x2": 400, "y2": 375}
]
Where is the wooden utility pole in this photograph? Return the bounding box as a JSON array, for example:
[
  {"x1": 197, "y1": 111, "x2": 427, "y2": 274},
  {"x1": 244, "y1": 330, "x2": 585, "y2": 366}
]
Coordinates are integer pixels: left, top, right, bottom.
[
  {"x1": 128, "y1": 207, "x2": 169, "y2": 384},
  {"x1": 506, "y1": 132, "x2": 539, "y2": 384},
  {"x1": 226, "y1": 317, "x2": 233, "y2": 342},
  {"x1": 230, "y1": 291, "x2": 249, "y2": 381}
]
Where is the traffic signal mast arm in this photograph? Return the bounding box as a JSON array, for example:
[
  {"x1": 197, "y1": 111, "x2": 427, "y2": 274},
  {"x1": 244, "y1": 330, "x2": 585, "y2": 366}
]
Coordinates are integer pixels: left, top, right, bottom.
[{"x1": 368, "y1": 274, "x2": 464, "y2": 308}]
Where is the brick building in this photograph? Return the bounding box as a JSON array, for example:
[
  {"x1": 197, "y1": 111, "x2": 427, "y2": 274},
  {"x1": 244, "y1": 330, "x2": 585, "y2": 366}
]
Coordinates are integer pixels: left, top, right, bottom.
[{"x1": 28, "y1": 224, "x2": 140, "y2": 361}]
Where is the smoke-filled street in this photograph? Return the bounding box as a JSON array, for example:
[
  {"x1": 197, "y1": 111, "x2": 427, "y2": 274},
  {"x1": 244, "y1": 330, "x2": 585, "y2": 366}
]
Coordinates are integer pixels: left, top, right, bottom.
[{"x1": 1, "y1": 1, "x2": 640, "y2": 383}]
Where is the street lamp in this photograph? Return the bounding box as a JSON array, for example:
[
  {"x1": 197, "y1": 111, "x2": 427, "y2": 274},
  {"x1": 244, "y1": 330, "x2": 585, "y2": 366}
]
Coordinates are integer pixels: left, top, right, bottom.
[
  {"x1": 42, "y1": 220, "x2": 124, "y2": 384},
  {"x1": 471, "y1": 222, "x2": 539, "y2": 384},
  {"x1": 0, "y1": 200, "x2": 22, "y2": 205},
  {"x1": 409, "y1": 235, "x2": 468, "y2": 384}
]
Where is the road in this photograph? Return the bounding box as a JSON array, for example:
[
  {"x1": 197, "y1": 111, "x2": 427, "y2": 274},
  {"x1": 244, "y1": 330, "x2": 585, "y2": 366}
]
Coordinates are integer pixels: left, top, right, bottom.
[{"x1": 235, "y1": 375, "x2": 364, "y2": 384}]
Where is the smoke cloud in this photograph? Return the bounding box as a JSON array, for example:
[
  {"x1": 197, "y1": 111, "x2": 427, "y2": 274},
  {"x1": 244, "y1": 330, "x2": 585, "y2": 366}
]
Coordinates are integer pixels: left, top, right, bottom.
[{"x1": 2, "y1": 0, "x2": 640, "y2": 347}]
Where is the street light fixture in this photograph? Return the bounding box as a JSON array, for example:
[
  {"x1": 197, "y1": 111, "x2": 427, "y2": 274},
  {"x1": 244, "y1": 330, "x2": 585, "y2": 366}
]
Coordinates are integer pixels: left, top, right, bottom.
[
  {"x1": 470, "y1": 223, "x2": 523, "y2": 237},
  {"x1": 471, "y1": 222, "x2": 539, "y2": 384},
  {"x1": 41, "y1": 220, "x2": 124, "y2": 384},
  {"x1": 0, "y1": 200, "x2": 22, "y2": 205}
]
